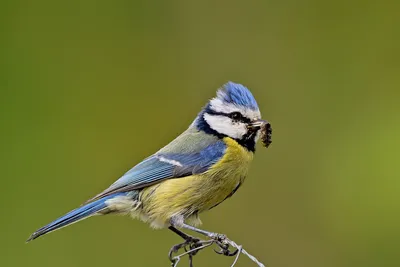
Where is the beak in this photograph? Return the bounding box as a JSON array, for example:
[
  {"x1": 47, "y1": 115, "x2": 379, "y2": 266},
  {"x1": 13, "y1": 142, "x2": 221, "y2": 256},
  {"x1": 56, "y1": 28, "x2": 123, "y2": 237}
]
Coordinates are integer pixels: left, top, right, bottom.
[{"x1": 248, "y1": 119, "x2": 267, "y2": 130}]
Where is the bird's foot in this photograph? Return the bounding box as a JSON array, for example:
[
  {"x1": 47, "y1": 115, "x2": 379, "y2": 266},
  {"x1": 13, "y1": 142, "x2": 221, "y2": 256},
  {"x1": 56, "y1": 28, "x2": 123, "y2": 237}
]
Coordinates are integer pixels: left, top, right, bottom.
[
  {"x1": 211, "y1": 233, "x2": 239, "y2": 257},
  {"x1": 169, "y1": 236, "x2": 202, "y2": 266},
  {"x1": 168, "y1": 232, "x2": 239, "y2": 266}
]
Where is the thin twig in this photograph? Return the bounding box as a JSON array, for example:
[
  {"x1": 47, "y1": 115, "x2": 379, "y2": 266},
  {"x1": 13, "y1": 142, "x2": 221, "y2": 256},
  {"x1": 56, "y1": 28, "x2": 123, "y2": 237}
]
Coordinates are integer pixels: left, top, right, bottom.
[
  {"x1": 225, "y1": 238, "x2": 265, "y2": 267},
  {"x1": 175, "y1": 240, "x2": 214, "y2": 259},
  {"x1": 171, "y1": 256, "x2": 180, "y2": 267},
  {"x1": 169, "y1": 234, "x2": 265, "y2": 267},
  {"x1": 230, "y1": 245, "x2": 242, "y2": 267},
  {"x1": 171, "y1": 240, "x2": 214, "y2": 266}
]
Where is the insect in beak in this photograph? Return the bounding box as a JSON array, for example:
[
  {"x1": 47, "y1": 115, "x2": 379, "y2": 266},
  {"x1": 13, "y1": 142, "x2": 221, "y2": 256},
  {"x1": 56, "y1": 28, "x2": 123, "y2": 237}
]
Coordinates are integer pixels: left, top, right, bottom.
[
  {"x1": 248, "y1": 119, "x2": 267, "y2": 130},
  {"x1": 260, "y1": 121, "x2": 272, "y2": 148}
]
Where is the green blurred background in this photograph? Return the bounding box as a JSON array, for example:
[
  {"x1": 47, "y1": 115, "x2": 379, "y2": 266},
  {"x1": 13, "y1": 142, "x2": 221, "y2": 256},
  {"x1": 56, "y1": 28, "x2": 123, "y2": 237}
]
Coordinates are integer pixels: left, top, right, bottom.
[{"x1": 1, "y1": 1, "x2": 399, "y2": 266}]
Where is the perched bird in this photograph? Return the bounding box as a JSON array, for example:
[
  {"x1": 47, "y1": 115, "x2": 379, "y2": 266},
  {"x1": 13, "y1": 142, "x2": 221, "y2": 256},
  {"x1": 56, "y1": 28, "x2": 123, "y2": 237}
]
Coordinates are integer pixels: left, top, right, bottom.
[{"x1": 27, "y1": 82, "x2": 271, "y2": 243}]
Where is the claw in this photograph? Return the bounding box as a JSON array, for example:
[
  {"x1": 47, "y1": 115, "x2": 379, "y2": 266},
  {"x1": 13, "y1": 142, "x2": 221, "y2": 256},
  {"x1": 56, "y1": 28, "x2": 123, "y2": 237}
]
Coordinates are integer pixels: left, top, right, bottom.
[
  {"x1": 169, "y1": 240, "x2": 189, "y2": 262},
  {"x1": 168, "y1": 237, "x2": 204, "y2": 263},
  {"x1": 213, "y1": 247, "x2": 238, "y2": 256},
  {"x1": 188, "y1": 241, "x2": 203, "y2": 257},
  {"x1": 213, "y1": 241, "x2": 239, "y2": 257},
  {"x1": 214, "y1": 247, "x2": 224, "y2": 254},
  {"x1": 225, "y1": 248, "x2": 239, "y2": 256}
]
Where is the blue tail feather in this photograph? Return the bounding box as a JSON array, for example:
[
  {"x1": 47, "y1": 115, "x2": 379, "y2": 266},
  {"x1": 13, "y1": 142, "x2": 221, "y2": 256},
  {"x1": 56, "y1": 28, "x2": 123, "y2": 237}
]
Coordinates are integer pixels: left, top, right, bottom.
[{"x1": 27, "y1": 193, "x2": 124, "y2": 242}]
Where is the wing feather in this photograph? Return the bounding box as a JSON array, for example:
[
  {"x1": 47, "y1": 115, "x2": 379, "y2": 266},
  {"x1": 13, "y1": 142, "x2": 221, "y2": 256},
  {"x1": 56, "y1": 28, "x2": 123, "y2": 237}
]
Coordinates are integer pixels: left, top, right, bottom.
[{"x1": 86, "y1": 138, "x2": 226, "y2": 202}]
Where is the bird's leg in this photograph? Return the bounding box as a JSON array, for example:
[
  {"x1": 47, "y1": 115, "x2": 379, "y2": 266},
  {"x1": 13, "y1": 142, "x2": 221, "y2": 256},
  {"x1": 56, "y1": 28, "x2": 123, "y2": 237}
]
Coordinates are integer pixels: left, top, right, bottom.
[
  {"x1": 178, "y1": 223, "x2": 239, "y2": 257},
  {"x1": 168, "y1": 226, "x2": 203, "y2": 264},
  {"x1": 170, "y1": 217, "x2": 238, "y2": 256},
  {"x1": 168, "y1": 240, "x2": 189, "y2": 265},
  {"x1": 178, "y1": 223, "x2": 218, "y2": 238},
  {"x1": 169, "y1": 226, "x2": 198, "y2": 241},
  {"x1": 168, "y1": 226, "x2": 201, "y2": 253}
]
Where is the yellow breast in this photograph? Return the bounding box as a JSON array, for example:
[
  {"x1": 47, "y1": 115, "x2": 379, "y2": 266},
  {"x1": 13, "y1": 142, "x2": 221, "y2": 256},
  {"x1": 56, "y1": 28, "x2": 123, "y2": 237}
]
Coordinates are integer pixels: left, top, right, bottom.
[{"x1": 138, "y1": 137, "x2": 254, "y2": 228}]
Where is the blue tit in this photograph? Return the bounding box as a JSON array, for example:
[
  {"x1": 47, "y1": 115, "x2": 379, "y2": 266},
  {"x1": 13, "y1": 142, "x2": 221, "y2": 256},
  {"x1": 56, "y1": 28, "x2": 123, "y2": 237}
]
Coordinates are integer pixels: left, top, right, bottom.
[{"x1": 27, "y1": 81, "x2": 270, "y2": 242}]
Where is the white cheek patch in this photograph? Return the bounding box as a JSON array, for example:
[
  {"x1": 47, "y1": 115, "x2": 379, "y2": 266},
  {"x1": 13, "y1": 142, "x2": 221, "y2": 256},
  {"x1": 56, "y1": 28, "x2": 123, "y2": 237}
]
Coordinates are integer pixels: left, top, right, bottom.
[
  {"x1": 203, "y1": 113, "x2": 247, "y2": 139},
  {"x1": 209, "y1": 98, "x2": 261, "y2": 120}
]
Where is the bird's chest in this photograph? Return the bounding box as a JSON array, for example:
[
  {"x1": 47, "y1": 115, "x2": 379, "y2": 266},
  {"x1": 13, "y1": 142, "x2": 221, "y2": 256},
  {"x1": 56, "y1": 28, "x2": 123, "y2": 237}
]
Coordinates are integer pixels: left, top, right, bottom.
[
  {"x1": 193, "y1": 138, "x2": 254, "y2": 210},
  {"x1": 139, "y1": 138, "x2": 254, "y2": 224},
  {"x1": 208, "y1": 138, "x2": 253, "y2": 182}
]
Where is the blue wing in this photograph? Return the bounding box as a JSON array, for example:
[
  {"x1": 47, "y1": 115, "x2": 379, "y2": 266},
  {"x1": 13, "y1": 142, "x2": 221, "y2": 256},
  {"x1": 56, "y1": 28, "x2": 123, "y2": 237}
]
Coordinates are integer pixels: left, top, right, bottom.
[{"x1": 87, "y1": 139, "x2": 226, "y2": 202}]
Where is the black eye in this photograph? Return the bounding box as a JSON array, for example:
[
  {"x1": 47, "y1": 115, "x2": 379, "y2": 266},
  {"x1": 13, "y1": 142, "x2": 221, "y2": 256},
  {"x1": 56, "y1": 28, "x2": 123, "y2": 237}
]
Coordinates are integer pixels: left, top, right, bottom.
[{"x1": 229, "y1": 112, "x2": 243, "y2": 120}]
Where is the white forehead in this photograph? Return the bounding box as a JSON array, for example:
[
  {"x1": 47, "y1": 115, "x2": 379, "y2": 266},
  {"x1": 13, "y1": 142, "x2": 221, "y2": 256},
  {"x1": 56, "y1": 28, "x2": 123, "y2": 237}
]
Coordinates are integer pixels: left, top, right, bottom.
[{"x1": 209, "y1": 98, "x2": 261, "y2": 120}]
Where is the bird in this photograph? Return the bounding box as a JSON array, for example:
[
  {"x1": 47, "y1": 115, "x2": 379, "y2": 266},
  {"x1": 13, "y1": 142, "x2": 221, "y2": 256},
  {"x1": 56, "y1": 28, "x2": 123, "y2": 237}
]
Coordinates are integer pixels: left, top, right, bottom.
[{"x1": 27, "y1": 81, "x2": 271, "y2": 245}]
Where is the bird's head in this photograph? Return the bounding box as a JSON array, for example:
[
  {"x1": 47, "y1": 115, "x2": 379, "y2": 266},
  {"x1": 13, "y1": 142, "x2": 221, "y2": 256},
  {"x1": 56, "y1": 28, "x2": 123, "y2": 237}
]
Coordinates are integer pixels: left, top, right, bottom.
[{"x1": 195, "y1": 82, "x2": 268, "y2": 152}]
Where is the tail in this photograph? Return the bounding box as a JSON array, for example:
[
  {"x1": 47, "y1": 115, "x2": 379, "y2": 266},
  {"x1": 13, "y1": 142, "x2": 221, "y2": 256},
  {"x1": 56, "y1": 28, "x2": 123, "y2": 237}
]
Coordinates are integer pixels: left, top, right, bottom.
[{"x1": 27, "y1": 193, "x2": 124, "y2": 242}]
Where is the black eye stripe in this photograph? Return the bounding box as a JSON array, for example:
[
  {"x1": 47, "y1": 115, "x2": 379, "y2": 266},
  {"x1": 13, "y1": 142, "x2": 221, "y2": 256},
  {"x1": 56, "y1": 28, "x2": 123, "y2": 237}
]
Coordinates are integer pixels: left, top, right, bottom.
[
  {"x1": 206, "y1": 110, "x2": 251, "y2": 123},
  {"x1": 197, "y1": 107, "x2": 257, "y2": 152}
]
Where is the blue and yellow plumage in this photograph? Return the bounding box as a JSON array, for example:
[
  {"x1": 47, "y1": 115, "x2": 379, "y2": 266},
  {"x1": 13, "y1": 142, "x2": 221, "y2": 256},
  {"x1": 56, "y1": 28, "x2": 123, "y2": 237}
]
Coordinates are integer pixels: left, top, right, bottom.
[{"x1": 27, "y1": 81, "x2": 270, "y2": 242}]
